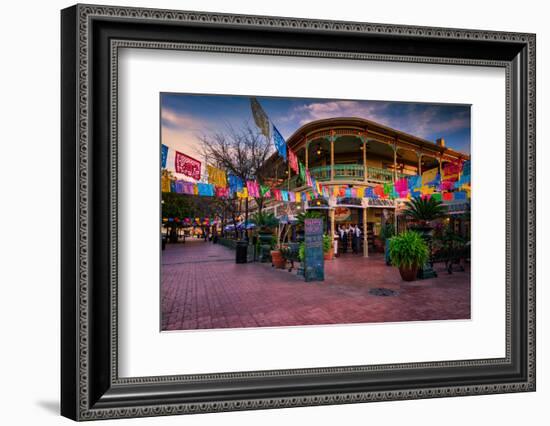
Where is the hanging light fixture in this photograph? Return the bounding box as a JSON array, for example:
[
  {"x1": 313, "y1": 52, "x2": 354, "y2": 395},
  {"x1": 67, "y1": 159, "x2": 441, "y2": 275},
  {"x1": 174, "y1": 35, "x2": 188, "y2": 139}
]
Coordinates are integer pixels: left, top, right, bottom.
[{"x1": 316, "y1": 144, "x2": 323, "y2": 156}]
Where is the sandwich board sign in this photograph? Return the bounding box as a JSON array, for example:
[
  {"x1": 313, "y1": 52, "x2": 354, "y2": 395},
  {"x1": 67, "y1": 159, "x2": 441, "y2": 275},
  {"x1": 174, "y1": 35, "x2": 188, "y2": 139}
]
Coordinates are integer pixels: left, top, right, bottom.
[{"x1": 304, "y1": 218, "x2": 325, "y2": 282}]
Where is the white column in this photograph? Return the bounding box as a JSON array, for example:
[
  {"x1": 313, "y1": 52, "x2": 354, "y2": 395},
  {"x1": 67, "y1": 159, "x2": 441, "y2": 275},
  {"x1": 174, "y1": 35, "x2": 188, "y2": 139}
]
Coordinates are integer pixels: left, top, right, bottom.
[
  {"x1": 362, "y1": 132, "x2": 367, "y2": 182},
  {"x1": 417, "y1": 151, "x2": 423, "y2": 175},
  {"x1": 363, "y1": 207, "x2": 368, "y2": 257},
  {"x1": 330, "y1": 130, "x2": 335, "y2": 181},
  {"x1": 305, "y1": 137, "x2": 309, "y2": 170},
  {"x1": 393, "y1": 140, "x2": 398, "y2": 183}
]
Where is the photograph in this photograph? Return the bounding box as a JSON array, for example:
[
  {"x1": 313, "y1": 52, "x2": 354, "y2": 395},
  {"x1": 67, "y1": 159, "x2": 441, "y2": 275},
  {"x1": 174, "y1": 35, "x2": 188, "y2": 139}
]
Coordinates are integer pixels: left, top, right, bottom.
[
  {"x1": 54, "y1": 2, "x2": 536, "y2": 421},
  {"x1": 160, "y1": 94, "x2": 472, "y2": 331}
]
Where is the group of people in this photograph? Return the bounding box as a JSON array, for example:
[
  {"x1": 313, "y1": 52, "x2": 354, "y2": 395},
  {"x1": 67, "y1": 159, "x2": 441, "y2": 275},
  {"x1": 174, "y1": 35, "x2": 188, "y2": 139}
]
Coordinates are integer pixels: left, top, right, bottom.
[{"x1": 337, "y1": 224, "x2": 363, "y2": 254}]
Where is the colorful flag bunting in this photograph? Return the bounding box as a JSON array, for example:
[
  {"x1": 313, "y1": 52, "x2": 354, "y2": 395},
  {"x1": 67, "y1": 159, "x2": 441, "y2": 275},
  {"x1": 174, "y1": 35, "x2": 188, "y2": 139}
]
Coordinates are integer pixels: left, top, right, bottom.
[
  {"x1": 161, "y1": 176, "x2": 171, "y2": 193},
  {"x1": 250, "y1": 97, "x2": 271, "y2": 139},
  {"x1": 305, "y1": 169, "x2": 313, "y2": 187},
  {"x1": 246, "y1": 180, "x2": 260, "y2": 198},
  {"x1": 161, "y1": 144, "x2": 169, "y2": 168},
  {"x1": 260, "y1": 185, "x2": 271, "y2": 197},
  {"x1": 443, "y1": 162, "x2": 462, "y2": 180},
  {"x1": 299, "y1": 161, "x2": 306, "y2": 183},
  {"x1": 443, "y1": 192, "x2": 454, "y2": 201},
  {"x1": 236, "y1": 187, "x2": 248, "y2": 199},
  {"x1": 421, "y1": 168, "x2": 439, "y2": 186},
  {"x1": 395, "y1": 178, "x2": 408, "y2": 193},
  {"x1": 197, "y1": 183, "x2": 214, "y2": 197},
  {"x1": 215, "y1": 187, "x2": 229, "y2": 198},
  {"x1": 288, "y1": 149, "x2": 298, "y2": 173},
  {"x1": 228, "y1": 174, "x2": 243, "y2": 195},
  {"x1": 272, "y1": 125, "x2": 287, "y2": 160},
  {"x1": 175, "y1": 151, "x2": 201, "y2": 181},
  {"x1": 207, "y1": 164, "x2": 227, "y2": 187}
]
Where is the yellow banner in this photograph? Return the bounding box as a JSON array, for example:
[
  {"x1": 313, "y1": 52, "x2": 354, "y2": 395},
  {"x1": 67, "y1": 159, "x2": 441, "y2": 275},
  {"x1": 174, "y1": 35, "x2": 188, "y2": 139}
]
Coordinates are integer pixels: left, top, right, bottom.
[
  {"x1": 356, "y1": 187, "x2": 365, "y2": 198},
  {"x1": 236, "y1": 187, "x2": 248, "y2": 199},
  {"x1": 421, "y1": 167, "x2": 438, "y2": 186},
  {"x1": 420, "y1": 185, "x2": 435, "y2": 195},
  {"x1": 207, "y1": 164, "x2": 227, "y2": 187},
  {"x1": 295, "y1": 192, "x2": 301, "y2": 202},
  {"x1": 161, "y1": 176, "x2": 171, "y2": 193}
]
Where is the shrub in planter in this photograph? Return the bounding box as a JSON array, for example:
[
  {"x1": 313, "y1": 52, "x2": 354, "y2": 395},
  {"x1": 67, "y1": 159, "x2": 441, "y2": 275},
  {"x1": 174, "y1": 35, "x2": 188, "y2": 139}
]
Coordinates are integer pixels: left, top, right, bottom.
[
  {"x1": 389, "y1": 231, "x2": 429, "y2": 282},
  {"x1": 380, "y1": 224, "x2": 395, "y2": 265},
  {"x1": 323, "y1": 234, "x2": 333, "y2": 260},
  {"x1": 251, "y1": 212, "x2": 279, "y2": 241}
]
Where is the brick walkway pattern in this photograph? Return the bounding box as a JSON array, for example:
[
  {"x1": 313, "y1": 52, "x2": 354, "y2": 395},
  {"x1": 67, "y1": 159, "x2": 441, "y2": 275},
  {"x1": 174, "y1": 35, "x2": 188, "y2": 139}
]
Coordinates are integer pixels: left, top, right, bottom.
[{"x1": 161, "y1": 239, "x2": 470, "y2": 331}]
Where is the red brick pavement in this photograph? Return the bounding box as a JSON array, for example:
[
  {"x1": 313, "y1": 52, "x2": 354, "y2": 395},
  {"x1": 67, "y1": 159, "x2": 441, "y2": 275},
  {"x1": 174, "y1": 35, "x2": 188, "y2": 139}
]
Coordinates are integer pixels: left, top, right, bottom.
[{"x1": 161, "y1": 239, "x2": 471, "y2": 331}]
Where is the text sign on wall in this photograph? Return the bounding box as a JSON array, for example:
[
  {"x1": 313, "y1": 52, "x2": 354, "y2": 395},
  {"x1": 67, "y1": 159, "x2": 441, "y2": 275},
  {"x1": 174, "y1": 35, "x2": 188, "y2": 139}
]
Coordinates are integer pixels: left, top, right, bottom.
[{"x1": 304, "y1": 218, "x2": 325, "y2": 282}]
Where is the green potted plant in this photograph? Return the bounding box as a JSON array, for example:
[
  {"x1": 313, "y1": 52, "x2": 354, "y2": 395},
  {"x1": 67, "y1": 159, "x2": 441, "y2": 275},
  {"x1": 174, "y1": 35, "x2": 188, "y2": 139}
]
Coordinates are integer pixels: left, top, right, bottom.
[
  {"x1": 297, "y1": 242, "x2": 305, "y2": 276},
  {"x1": 323, "y1": 234, "x2": 333, "y2": 260},
  {"x1": 251, "y1": 212, "x2": 278, "y2": 241},
  {"x1": 389, "y1": 231, "x2": 429, "y2": 281},
  {"x1": 251, "y1": 212, "x2": 279, "y2": 263},
  {"x1": 380, "y1": 223, "x2": 395, "y2": 265},
  {"x1": 402, "y1": 197, "x2": 446, "y2": 234}
]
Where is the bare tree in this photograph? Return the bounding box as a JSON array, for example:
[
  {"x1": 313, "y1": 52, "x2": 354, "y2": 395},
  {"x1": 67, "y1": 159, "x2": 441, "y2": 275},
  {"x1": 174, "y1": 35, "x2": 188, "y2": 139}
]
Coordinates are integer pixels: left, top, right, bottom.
[
  {"x1": 199, "y1": 122, "x2": 273, "y2": 182},
  {"x1": 199, "y1": 123, "x2": 274, "y2": 238}
]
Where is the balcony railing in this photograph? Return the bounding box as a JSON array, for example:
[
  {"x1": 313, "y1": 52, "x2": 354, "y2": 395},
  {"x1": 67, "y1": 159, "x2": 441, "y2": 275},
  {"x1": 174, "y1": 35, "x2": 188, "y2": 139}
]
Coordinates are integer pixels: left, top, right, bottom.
[
  {"x1": 275, "y1": 165, "x2": 410, "y2": 191},
  {"x1": 309, "y1": 165, "x2": 407, "y2": 183},
  {"x1": 277, "y1": 174, "x2": 303, "y2": 190}
]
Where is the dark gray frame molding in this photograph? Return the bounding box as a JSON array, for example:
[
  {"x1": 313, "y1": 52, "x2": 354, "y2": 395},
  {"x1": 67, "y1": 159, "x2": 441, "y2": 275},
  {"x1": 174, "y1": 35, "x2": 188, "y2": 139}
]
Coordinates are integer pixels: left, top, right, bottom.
[{"x1": 61, "y1": 4, "x2": 536, "y2": 421}]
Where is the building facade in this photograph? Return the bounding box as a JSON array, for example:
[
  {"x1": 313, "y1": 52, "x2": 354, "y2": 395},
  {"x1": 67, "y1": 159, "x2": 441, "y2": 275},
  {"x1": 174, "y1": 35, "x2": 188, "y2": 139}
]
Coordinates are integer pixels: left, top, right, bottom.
[{"x1": 259, "y1": 117, "x2": 470, "y2": 256}]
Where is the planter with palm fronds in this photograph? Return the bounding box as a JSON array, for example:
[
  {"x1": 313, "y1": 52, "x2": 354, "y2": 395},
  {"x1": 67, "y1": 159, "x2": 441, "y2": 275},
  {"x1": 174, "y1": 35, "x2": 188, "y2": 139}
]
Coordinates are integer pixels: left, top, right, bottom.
[
  {"x1": 389, "y1": 231, "x2": 429, "y2": 282},
  {"x1": 251, "y1": 212, "x2": 279, "y2": 262},
  {"x1": 403, "y1": 197, "x2": 446, "y2": 231},
  {"x1": 380, "y1": 223, "x2": 395, "y2": 265}
]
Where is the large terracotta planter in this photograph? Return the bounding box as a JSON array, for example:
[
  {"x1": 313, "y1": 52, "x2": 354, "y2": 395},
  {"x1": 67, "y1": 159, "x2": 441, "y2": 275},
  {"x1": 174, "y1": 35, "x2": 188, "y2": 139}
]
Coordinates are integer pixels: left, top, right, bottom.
[
  {"x1": 398, "y1": 265, "x2": 419, "y2": 282},
  {"x1": 270, "y1": 250, "x2": 286, "y2": 269},
  {"x1": 324, "y1": 249, "x2": 333, "y2": 261}
]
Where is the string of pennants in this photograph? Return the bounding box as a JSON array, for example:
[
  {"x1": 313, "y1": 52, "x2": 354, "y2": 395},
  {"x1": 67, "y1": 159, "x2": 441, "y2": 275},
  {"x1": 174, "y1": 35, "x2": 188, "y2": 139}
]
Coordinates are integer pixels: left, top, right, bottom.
[
  {"x1": 161, "y1": 96, "x2": 470, "y2": 205},
  {"x1": 161, "y1": 159, "x2": 471, "y2": 203},
  {"x1": 162, "y1": 217, "x2": 215, "y2": 225}
]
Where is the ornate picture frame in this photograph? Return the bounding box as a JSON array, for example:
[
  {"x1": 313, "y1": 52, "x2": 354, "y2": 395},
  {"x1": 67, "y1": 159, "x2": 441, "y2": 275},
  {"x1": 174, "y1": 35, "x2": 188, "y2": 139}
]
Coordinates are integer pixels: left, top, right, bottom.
[{"x1": 61, "y1": 4, "x2": 536, "y2": 421}]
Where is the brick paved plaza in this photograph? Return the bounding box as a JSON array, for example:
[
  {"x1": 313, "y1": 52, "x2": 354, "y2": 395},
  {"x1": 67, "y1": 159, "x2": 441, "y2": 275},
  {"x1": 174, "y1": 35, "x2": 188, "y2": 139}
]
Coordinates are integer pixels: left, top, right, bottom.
[{"x1": 161, "y1": 239, "x2": 470, "y2": 331}]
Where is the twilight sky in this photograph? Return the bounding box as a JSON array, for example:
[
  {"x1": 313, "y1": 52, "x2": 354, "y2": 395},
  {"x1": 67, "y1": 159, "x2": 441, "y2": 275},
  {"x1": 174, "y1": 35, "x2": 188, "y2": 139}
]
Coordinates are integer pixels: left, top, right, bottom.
[{"x1": 161, "y1": 93, "x2": 471, "y2": 178}]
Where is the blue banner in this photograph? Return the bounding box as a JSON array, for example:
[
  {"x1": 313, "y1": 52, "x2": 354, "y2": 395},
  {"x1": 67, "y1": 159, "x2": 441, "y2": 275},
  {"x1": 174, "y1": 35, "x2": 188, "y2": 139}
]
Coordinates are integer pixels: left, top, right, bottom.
[
  {"x1": 272, "y1": 124, "x2": 287, "y2": 160},
  {"x1": 228, "y1": 174, "x2": 243, "y2": 195},
  {"x1": 161, "y1": 144, "x2": 169, "y2": 168},
  {"x1": 407, "y1": 175, "x2": 421, "y2": 191},
  {"x1": 197, "y1": 183, "x2": 215, "y2": 197}
]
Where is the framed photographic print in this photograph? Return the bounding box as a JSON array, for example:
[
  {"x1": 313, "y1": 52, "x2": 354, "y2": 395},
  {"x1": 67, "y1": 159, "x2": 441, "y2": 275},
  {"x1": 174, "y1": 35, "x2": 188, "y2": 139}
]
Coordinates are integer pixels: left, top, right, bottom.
[{"x1": 61, "y1": 4, "x2": 536, "y2": 421}]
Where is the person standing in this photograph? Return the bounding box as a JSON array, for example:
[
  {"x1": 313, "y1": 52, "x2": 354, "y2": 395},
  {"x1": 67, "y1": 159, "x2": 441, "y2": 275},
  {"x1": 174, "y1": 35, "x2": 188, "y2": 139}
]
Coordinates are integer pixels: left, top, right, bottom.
[
  {"x1": 341, "y1": 225, "x2": 348, "y2": 254},
  {"x1": 354, "y1": 224, "x2": 362, "y2": 254},
  {"x1": 351, "y1": 224, "x2": 358, "y2": 254}
]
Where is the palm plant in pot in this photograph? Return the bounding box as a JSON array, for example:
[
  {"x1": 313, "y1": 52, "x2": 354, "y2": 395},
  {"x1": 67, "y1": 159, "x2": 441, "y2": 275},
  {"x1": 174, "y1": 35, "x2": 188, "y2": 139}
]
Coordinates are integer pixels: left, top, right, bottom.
[
  {"x1": 380, "y1": 223, "x2": 395, "y2": 265},
  {"x1": 402, "y1": 197, "x2": 445, "y2": 278},
  {"x1": 389, "y1": 230, "x2": 429, "y2": 282},
  {"x1": 402, "y1": 197, "x2": 446, "y2": 233},
  {"x1": 251, "y1": 212, "x2": 279, "y2": 264}
]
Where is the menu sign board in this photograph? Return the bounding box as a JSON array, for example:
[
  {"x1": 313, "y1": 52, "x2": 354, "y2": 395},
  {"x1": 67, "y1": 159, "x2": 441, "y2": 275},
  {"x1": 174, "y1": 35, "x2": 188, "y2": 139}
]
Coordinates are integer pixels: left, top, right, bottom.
[{"x1": 304, "y1": 218, "x2": 325, "y2": 282}]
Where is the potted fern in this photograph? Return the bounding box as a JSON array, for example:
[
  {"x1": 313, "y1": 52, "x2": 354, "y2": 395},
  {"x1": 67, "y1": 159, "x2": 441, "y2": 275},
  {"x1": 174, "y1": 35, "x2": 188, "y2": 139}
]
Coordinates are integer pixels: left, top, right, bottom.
[
  {"x1": 251, "y1": 212, "x2": 279, "y2": 263},
  {"x1": 388, "y1": 231, "x2": 429, "y2": 281},
  {"x1": 323, "y1": 234, "x2": 333, "y2": 260}
]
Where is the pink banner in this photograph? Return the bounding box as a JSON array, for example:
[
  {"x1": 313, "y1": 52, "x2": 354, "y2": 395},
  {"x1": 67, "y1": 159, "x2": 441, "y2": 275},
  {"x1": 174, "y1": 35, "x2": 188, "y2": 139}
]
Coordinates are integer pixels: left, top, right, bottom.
[
  {"x1": 175, "y1": 151, "x2": 201, "y2": 181},
  {"x1": 288, "y1": 149, "x2": 298, "y2": 173},
  {"x1": 246, "y1": 180, "x2": 260, "y2": 198}
]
